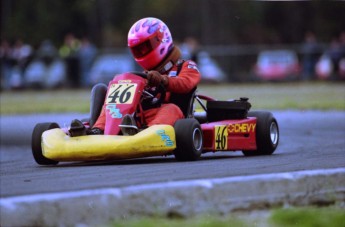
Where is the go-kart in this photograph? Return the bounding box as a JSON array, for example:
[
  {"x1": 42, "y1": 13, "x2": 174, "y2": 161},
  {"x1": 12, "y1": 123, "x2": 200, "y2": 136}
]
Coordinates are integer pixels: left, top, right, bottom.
[{"x1": 32, "y1": 72, "x2": 279, "y2": 165}]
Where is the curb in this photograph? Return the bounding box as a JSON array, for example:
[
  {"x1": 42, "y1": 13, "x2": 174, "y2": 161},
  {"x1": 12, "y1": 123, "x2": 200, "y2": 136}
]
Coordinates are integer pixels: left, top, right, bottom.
[{"x1": 1, "y1": 168, "x2": 344, "y2": 226}]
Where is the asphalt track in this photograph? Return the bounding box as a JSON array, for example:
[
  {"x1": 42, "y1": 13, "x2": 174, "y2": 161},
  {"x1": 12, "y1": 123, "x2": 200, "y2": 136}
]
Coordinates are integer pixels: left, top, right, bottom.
[{"x1": 1, "y1": 110, "x2": 344, "y2": 198}]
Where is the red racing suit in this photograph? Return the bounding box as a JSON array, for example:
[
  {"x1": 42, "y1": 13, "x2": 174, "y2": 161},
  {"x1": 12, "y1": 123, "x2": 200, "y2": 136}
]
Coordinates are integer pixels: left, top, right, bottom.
[{"x1": 93, "y1": 59, "x2": 201, "y2": 130}]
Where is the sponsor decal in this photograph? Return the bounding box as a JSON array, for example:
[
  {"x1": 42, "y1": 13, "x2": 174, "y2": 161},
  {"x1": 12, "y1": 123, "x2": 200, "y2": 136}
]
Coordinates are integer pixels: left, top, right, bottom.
[
  {"x1": 106, "y1": 104, "x2": 122, "y2": 118},
  {"x1": 106, "y1": 83, "x2": 137, "y2": 104},
  {"x1": 215, "y1": 125, "x2": 228, "y2": 150},
  {"x1": 215, "y1": 123, "x2": 256, "y2": 150},
  {"x1": 168, "y1": 71, "x2": 177, "y2": 77},
  {"x1": 228, "y1": 123, "x2": 256, "y2": 133},
  {"x1": 187, "y1": 63, "x2": 199, "y2": 72},
  {"x1": 156, "y1": 129, "x2": 174, "y2": 147},
  {"x1": 118, "y1": 80, "x2": 132, "y2": 84}
]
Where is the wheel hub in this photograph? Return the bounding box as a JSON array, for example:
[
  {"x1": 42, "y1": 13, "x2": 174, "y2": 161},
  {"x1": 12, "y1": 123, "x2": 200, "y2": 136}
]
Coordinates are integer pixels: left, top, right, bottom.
[
  {"x1": 270, "y1": 122, "x2": 279, "y2": 145},
  {"x1": 193, "y1": 128, "x2": 203, "y2": 150}
]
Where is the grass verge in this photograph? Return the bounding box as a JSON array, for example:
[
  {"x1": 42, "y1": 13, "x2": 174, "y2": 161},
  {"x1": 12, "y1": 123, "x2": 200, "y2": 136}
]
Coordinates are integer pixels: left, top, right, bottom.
[
  {"x1": 197, "y1": 82, "x2": 345, "y2": 110},
  {"x1": 1, "y1": 82, "x2": 344, "y2": 115},
  {"x1": 270, "y1": 206, "x2": 345, "y2": 227},
  {"x1": 109, "y1": 206, "x2": 345, "y2": 227}
]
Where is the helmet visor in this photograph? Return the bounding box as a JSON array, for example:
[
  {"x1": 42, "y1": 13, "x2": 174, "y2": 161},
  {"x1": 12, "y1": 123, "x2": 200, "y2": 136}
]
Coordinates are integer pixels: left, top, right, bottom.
[{"x1": 130, "y1": 35, "x2": 160, "y2": 58}]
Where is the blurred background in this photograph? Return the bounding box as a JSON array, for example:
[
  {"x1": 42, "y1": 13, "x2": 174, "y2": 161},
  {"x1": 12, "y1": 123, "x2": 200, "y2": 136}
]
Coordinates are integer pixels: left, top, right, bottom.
[{"x1": 1, "y1": 0, "x2": 345, "y2": 90}]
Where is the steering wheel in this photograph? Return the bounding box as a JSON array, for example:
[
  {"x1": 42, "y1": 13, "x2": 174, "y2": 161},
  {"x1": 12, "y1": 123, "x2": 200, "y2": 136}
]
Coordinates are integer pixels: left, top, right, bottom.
[
  {"x1": 129, "y1": 71, "x2": 148, "y2": 79},
  {"x1": 129, "y1": 71, "x2": 166, "y2": 107}
]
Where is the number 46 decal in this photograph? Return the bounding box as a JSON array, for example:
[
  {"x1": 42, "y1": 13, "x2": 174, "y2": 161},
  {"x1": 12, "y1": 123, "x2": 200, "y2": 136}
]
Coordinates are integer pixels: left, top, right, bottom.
[
  {"x1": 215, "y1": 125, "x2": 228, "y2": 150},
  {"x1": 106, "y1": 83, "x2": 137, "y2": 104}
]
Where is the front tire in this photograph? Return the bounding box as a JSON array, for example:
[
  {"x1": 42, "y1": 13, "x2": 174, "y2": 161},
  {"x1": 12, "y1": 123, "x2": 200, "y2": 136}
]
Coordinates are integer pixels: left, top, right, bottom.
[
  {"x1": 174, "y1": 119, "x2": 203, "y2": 161},
  {"x1": 242, "y1": 111, "x2": 279, "y2": 156},
  {"x1": 32, "y1": 122, "x2": 60, "y2": 165}
]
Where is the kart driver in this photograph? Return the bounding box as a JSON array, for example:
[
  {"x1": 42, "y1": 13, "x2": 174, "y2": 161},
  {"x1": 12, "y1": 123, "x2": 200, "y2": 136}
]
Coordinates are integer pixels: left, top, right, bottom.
[{"x1": 85, "y1": 17, "x2": 201, "y2": 135}]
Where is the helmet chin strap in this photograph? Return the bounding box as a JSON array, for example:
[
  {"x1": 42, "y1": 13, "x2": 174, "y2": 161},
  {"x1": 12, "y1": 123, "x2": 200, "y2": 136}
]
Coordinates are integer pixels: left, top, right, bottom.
[{"x1": 154, "y1": 46, "x2": 181, "y2": 74}]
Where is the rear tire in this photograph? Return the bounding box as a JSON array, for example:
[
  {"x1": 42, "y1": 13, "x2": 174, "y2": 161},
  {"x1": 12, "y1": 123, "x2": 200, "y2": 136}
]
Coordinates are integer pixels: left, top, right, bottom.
[
  {"x1": 174, "y1": 119, "x2": 203, "y2": 161},
  {"x1": 242, "y1": 111, "x2": 279, "y2": 156},
  {"x1": 32, "y1": 122, "x2": 60, "y2": 165}
]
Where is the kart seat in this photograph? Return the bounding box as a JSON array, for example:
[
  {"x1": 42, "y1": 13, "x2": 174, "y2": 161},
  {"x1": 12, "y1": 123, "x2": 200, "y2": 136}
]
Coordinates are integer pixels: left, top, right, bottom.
[{"x1": 170, "y1": 87, "x2": 197, "y2": 118}]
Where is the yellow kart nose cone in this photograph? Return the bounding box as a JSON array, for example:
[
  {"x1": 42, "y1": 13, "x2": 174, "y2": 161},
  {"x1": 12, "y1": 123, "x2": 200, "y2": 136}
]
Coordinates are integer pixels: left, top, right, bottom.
[{"x1": 42, "y1": 125, "x2": 176, "y2": 162}]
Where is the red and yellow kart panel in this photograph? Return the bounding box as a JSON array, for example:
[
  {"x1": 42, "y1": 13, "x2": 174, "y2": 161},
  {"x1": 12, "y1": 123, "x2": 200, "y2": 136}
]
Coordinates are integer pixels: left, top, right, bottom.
[{"x1": 202, "y1": 117, "x2": 257, "y2": 151}]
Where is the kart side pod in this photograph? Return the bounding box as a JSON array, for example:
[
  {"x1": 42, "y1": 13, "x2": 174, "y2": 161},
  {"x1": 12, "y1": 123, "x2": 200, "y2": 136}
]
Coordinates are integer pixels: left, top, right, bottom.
[
  {"x1": 41, "y1": 125, "x2": 176, "y2": 162},
  {"x1": 33, "y1": 118, "x2": 204, "y2": 165}
]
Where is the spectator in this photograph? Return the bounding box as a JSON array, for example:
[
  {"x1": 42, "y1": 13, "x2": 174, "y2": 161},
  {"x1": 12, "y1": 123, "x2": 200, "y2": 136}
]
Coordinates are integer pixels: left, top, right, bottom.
[
  {"x1": 59, "y1": 33, "x2": 81, "y2": 87},
  {"x1": 338, "y1": 31, "x2": 345, "y2": 79},
  {"x1": 180, "y1": 37, "x2": 226, "y2": 83},
  {"x1": 1, "y1": 39, "x2": 13, "y2": 90},
  {"x1": 24, "y1": 40, "x2": 66, "y2": 88},
  {"x1": 316, "y1": 33, "x2": 345, "y2": 80},
  {"x1": 328, "y1": 37, "x2": 343, "y2": 79},
  {"x1": 301, "y1": 31, "x2": 321, "y2": 81},
  {"x1": 78, "y1": 36, "x2": 98, "y2": 87},
  {"x1": 9, "y1": 39, "x2": 33, "y2": 89},
  {"x1": 180, "y1": 37, "x2": 201, "y2": 63}
]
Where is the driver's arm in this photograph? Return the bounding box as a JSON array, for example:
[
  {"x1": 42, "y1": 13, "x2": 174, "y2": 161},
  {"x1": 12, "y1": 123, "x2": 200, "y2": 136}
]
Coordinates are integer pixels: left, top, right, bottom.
[{"x1": 166, "y1": 60, "x2": 200, "y2": 94}]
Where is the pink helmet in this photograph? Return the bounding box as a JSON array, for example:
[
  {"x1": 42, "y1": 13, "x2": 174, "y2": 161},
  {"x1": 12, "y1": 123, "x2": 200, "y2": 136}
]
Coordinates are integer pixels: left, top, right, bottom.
[{"x1": 128, "y1": 17, "x2": 173, "y2": 70}]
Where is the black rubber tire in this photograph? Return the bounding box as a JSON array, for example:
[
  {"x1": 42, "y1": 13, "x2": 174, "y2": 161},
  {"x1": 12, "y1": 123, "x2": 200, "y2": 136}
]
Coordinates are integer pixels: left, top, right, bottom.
[
  {"x1": 89, "y1": 83, "x2": 107, "y2": 127},
  {"x1": 242, "y1": 111, "x2": 279, "y2": 156},
  {"x1": 32, "y1": 122, "x2": 60, "y2": 165},
  {"x1": 174, "y1": 119, "x2": 203, "y2": 161}
]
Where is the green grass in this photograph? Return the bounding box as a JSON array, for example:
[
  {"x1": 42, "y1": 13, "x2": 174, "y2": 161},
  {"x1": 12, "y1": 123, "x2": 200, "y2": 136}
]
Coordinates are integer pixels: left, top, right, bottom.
[
  {"x1": 197, "y1": 82, "x2": 345, "y2": 110},
  {"x1": 1, "y1": 82, "x2": 344, "y2": 115},
  {"x1": 270, "y1": 206, "x2": 345, "y2": 227},
  {"x1": 108, "y1": 206, "x2": 345, "y2": 227},
  {"x1": 0, "y1": 89, "x2": 91, "y2": 114},
  {"x1": 110, "y1": 216, "x2": 247, "y2": 227}
]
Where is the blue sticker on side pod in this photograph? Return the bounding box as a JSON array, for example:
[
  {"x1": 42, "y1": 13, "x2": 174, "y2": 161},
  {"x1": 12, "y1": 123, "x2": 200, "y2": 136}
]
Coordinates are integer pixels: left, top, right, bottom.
[
  {"x1": 106, "y1": 104, "x2": 122, "y2": 118},
  {"x1": 156, "y1": 129, "x2": 174, "y2": 147}
]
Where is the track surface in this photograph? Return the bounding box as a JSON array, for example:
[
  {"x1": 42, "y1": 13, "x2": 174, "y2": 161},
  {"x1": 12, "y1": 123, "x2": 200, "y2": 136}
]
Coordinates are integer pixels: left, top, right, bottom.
[{"x1": 1, "y1": 111, "x2": 344, "y2": 197}]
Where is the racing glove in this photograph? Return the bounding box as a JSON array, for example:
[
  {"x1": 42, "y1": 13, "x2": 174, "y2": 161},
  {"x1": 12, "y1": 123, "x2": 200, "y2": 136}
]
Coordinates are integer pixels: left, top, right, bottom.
[
  {"x1": 86, "y1": 127, "x2": 104, "y2": 135},
  {"x1": 147, "y1": 71, "x2": 169, "y2": 87}
]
